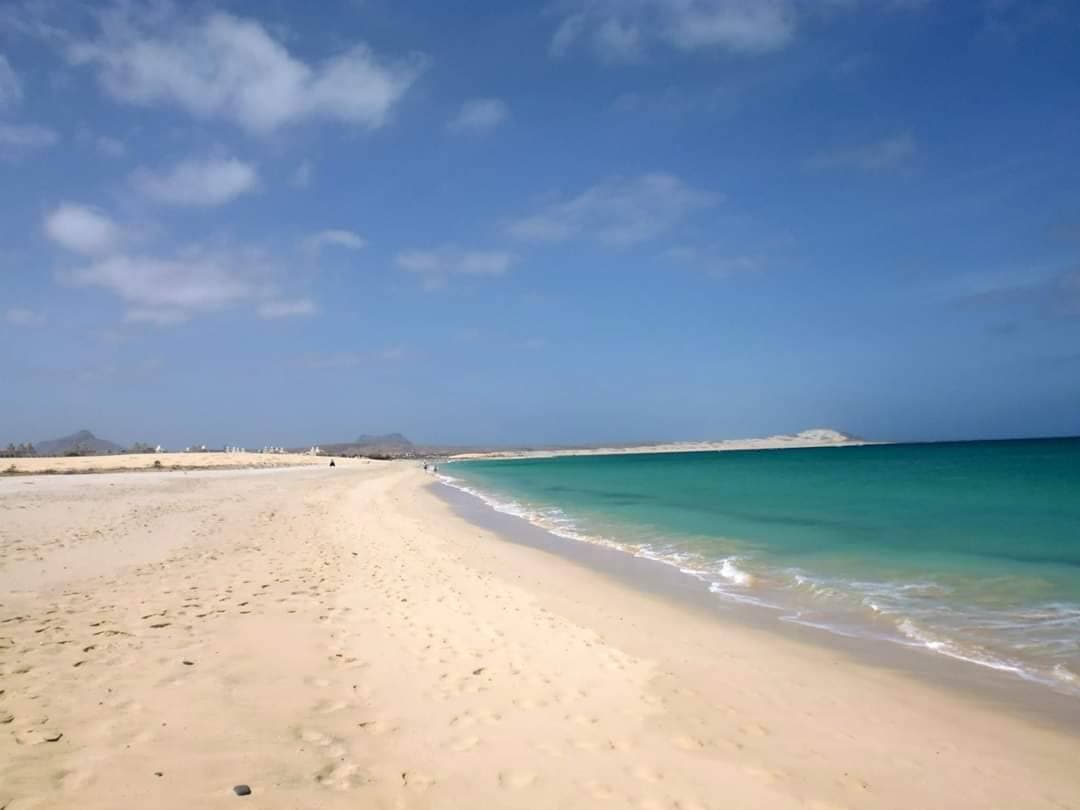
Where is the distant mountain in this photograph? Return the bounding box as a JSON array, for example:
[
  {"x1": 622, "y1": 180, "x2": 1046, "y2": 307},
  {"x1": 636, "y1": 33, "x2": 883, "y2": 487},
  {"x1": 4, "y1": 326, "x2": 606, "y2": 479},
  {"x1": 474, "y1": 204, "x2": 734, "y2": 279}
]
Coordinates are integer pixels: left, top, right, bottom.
[
  {"x1": 318, "y1": 433, "x2": 418, "y2": 458},
  {"x1": 35, "y1": 430, "x2": 124, "y2": 457},
  {"x1": 355, "y1": 433, "x2": 412, "y2": 447}
]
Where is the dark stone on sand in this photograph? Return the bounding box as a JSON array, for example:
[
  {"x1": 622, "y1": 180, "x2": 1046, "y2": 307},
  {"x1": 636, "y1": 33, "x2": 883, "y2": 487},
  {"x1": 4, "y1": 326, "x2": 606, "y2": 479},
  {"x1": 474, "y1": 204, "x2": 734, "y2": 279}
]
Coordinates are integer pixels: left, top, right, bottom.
[
  {"x1": 233, "y1": 785, "x2": 252, "y2": 797},
  {"x1": 182, "y1": 660, "x2": 194, "y2": 666}
]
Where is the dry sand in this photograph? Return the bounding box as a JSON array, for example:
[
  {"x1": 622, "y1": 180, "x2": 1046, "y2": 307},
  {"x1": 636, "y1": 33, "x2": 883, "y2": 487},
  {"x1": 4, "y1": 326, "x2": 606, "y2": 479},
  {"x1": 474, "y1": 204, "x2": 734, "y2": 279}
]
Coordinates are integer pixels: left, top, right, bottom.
[
  {"x1": 1, "y1": 451, "x2": 353, "y2": 476},
  {"x1": 1, "y1": 462, "x2": 1077, "y2": 809},
  {"x1": 450, "y1": 429, "x2": 872, "y2": 459}
]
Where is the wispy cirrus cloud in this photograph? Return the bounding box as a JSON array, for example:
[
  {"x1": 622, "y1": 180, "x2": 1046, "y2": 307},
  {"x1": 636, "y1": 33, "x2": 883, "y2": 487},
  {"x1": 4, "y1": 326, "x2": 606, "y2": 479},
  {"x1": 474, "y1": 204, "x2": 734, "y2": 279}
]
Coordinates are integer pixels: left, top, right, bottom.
[
  {"x1": 305, "y1": 229, "x2": 367, "y2": 254},
  {"x1": 507, "y1": 173, "x2": 717, "y2": 246},
  {"x1": 666, "y1": 245, "x2": 766, "y2": 278},
  {"x1": 93, "y1": 134, "x2": 126, "y2": 157},
  {"x1": 0, "y1": 122, "x2": 59, "y2": 158},
  {"x1": 65, "y1": 6, "x2": 427, "y2": 135},
  {"x1": 548, "y1": 0, "x2": 937, "y2": 63},
  {"x1": 0, "y1": 53, "x2": 21, "y2": 107},
  {"x1": 131, "y1": 156, "x2": 259, "y2": 207},
  {"x1": 955, "y1": 267, "x2": 1080, "y2": 322},
  {"x1": 550, "y1": 0, "x2": 797, "y2": 62},
  {"x1": 4, "y1": 307, "x2": 45, "y2": 327},
  {"x1": 447, "y1": 98, "x2": 509, "y2": 134},
  {"x1": 807, "y1": 132, "x2": 917, "y2": 172},
  {"x1": 292, "y1": 159, "x2": 314, "y2": 188},
  {"x1": 396, "y1": 247, "x2": 514, "y2": 290},
  {"x1": 297, "y1": 345, "x2": 405, "y2": 369},
  {"x1": 257, "y1": 298, "x2": 318, "y2": 319}
]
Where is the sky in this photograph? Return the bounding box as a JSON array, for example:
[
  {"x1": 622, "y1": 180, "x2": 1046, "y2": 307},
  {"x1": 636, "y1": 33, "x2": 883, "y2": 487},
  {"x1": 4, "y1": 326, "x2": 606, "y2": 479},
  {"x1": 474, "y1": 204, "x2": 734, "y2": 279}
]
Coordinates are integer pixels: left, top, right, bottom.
[{"x1": 1, "y1": 0, "x2": 1079, "y2": 449}]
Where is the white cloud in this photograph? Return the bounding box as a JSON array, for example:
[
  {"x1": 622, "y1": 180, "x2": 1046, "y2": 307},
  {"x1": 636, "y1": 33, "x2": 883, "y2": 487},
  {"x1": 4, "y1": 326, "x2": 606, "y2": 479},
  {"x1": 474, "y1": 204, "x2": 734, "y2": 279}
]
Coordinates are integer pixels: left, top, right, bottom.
[
  {"x1": 298, "y1": 345, "x2": 403, "y2": 369},
  {"x1": 67, "y1": 9, "x2": 426, "y2": 134},
  {"x1": 447, "y1": 98, "x2": 509, "y2": 134},
  {"x1": 396, "y1": 247, "x2": 514, "y2": 290},
  {"x1": 131, "y1": 156, "x2": 259, "y2": 207},
  {"x1": 68, "y1": 251, "x2": 254, "y2": 323},
  {"x1": 94, "y1": 134, "x2": 126, "y2": 157},
  {"x1": 550, "y1": 0, "x2": 796, "y2": 61},
  {"x1": 666, "y1": 245, "x2": 765, "y2": 278},
  {"x1": 305, "y1": 229, "x2": 367, "y2": 253},
  {"x1": 0, "y1": 53, "x2": 21, "y2": 107},
  {"x1": 61, "y1": 242, "x2": 315, "y2": 326},
  {"x1": 257, "y1": 298, "x2": 317, "y2": 319},
  {"x1": 507, "y1": 173, "x2": 718, "y2": 246},
  {"x1": 292, "y1": 159, "x2": 313, "y2": 188},
  {"x1": 808, "y1": 132, "x2": 916, "y2": 171},
  {"x1": 4, "y1": 307, "x2": 44, "y2": 327},
  {"x1": 0, "y1": 122, "x2": 59, "y2": 156},
  {"x1": 43, "y1": 203, "x2": 122, "y2": 255}
]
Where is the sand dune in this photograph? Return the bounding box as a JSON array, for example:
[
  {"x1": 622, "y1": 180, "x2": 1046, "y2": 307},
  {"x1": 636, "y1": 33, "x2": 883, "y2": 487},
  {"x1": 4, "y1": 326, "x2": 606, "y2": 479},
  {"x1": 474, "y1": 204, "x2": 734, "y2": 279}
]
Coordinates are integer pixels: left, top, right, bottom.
[{"x1": 1, "y1": 463, "x2": 1077, "y2": 809}]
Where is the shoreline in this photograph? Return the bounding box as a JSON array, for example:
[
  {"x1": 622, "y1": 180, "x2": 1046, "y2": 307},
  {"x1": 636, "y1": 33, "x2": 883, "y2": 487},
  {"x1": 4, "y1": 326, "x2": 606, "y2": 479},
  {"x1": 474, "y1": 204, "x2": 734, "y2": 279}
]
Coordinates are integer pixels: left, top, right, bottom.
[
  {"x1": 434, "y1": 478, "x2": 1080, "y2": 733},
  {"x1": 3, "y1": 463, "x2": 1078, "y2": 808},
  {"x1": 449, "y1": 436, "x2": 874, "y2": 460}
]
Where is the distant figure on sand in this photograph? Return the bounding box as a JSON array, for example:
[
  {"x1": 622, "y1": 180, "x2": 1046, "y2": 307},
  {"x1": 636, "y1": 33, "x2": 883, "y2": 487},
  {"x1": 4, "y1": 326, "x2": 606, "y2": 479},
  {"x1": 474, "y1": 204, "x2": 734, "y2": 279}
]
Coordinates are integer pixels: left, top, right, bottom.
[
  {"x1": 423, "y1": 463, "x2": 428, "y2": 471},
  {"x1": 329, "y1": 459, "x2": 336, "y2": 468}
]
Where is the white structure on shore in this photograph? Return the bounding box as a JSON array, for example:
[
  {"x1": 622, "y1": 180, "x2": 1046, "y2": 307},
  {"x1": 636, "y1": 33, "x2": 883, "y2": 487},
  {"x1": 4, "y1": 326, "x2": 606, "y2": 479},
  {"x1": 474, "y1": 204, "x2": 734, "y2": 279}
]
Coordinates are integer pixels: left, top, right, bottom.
[
  {"x1": 306, "y1": 446, "x2": 322, "y2": 456},
  {"x1": 224, "y1": 446, "x2": 247, "y2": 454},
  {"x1": 260, "y1": 446, "x2": 286, "y2": 454}
]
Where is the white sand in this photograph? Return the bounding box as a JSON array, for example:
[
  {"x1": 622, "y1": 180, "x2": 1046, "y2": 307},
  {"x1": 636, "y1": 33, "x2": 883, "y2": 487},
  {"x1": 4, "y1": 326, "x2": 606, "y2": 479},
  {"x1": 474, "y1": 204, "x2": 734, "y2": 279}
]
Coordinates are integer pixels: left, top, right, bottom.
[
  {"x1": 1, "y1": 462, "x2": 1077, "y2": 809},
  {"x1": 1, "y1": 451, "x2": 355, "y2": 476},
  {"x1": 451, "y1": 428, "x2": 872, "y2": 459}
]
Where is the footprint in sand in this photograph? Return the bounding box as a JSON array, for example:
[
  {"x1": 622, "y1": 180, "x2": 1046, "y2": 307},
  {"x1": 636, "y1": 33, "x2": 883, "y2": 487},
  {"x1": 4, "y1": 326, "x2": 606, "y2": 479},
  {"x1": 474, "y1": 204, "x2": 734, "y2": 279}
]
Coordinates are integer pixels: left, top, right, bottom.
[
  {"x1": 299, "y1": 728, "x2": 330, "y2": 745},
  {"x1": 356, "y1": 719, "x2": 396, "y2": 736},
  {"x1": 672, "y1": 734, "x2": 708, "y2": 751},
  {"x1": 449, "y1": 713, "x2": 477, "y2": 729},
  {"x1": 583, "y1": 780, "x2": 618, "y2": 800},
  {"x1": 631, "y1": 765, "x2": 663, "y2": 784},
  {"x1": 498, "y1": 770, "x2": 537, "y2": 789},
  {"x1": 315, "y1": 760, "x2": 364, "y2": 790},
  {"x1": 449, "y1": 735, "x2": 481, "y2": 752}
]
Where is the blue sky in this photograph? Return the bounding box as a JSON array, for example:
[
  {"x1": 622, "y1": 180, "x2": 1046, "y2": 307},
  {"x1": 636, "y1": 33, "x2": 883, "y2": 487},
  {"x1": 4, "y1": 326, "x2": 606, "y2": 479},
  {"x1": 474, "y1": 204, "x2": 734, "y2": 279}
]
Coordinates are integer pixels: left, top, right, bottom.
[{"x1": 1, "y1": 0, "x2": 1079, "y2": 448}]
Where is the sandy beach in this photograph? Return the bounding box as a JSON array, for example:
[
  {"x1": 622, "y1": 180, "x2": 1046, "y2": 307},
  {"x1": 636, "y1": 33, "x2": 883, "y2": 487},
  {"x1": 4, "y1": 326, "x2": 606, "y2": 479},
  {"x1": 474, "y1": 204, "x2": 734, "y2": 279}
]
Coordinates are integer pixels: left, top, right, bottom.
[
  {"x1": 2, "y1": 461, "x2": 1078, "y2": 809},
  {"x1": 450, "y1": 429, "x2": 873, "y2": 460},
  {"x1": 1, "y1": 451, "x2": 356, "y2": 476}
]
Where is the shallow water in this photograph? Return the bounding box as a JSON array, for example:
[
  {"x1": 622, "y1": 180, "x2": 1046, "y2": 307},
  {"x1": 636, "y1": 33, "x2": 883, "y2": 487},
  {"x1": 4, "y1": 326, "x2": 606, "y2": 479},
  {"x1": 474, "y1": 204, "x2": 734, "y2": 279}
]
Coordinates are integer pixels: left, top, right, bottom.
[{"x1": 444, "y1": 439, "x2": 1080, "y2": 696}]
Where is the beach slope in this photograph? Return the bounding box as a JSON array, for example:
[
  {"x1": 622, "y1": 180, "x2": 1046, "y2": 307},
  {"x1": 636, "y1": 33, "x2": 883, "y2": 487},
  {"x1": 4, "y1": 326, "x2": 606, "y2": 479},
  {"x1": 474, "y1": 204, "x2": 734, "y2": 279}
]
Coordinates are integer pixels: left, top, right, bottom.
[{"x1": 1, "y1": 462, "x2": 1076, "y2": 809}]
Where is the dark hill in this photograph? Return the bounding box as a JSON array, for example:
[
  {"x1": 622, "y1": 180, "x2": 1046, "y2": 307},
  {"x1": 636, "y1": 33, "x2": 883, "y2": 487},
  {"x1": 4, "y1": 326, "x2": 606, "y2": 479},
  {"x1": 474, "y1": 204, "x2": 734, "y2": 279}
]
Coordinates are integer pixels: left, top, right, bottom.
[{"x1": 35, "y1": 430, "x2": 124, "y2": 456}]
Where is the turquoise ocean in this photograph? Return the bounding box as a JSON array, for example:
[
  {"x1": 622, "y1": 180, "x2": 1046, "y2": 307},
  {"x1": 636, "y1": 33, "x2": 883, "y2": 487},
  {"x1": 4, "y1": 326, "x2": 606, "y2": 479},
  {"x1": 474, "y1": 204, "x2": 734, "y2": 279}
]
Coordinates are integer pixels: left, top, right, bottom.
[{"x1": 443, "y1": 439, "x2": 1080, "y2": 696}]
